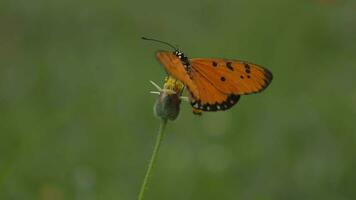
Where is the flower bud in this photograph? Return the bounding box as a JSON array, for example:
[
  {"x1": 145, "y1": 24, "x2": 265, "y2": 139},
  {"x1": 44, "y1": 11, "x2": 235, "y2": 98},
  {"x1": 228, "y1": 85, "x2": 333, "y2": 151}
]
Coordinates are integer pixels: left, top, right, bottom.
[{"x1": 153, "y1": 76, "x2": 185, "y2": 121}]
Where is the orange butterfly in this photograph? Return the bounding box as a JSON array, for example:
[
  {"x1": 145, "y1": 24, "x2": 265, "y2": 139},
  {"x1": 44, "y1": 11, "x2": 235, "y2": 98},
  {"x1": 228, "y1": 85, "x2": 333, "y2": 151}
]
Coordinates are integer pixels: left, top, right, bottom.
[{"x1": 143, "y1": 37, "x2": 273, "y2": 115}]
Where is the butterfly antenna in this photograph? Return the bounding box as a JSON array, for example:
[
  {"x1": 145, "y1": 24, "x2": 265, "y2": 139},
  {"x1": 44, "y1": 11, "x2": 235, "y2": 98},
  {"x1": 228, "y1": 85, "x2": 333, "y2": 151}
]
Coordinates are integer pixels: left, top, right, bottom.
[{"x1": 142, "y1": 37, "x2": 178, "y2": 50}]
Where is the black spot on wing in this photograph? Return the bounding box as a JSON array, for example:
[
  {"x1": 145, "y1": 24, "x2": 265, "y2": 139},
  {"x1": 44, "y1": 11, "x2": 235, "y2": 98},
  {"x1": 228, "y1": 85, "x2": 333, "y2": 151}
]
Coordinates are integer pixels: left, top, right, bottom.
[
  {"x1": 244, "y1": 63, "x2": 251, "y2": 74},
  {"x1": 242, "y1": 66, "x2": 273, "y2": 95},
  {"x1": 212, "y1": 61, "x2": 217, "y2": 67},
  {"x1": 226, "y1": 62, "x2": 234, "y2": 71}
]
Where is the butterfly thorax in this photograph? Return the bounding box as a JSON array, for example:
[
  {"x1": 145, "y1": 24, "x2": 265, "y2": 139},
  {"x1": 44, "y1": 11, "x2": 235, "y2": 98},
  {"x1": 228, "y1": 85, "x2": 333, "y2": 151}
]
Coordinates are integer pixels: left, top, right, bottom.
[{"x1": 174, "y1": 50, "x2": 191, "y2": 73}]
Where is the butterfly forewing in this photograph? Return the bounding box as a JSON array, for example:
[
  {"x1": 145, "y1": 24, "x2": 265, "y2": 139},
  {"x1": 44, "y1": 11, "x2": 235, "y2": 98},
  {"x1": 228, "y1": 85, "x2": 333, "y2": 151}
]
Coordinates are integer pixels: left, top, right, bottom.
[
  {"x1": 190, "y1": 58, "x2": 273, "y2": 95},
  {"x1": 155, "y1": 51, "x2": 200, "y2": 99}
]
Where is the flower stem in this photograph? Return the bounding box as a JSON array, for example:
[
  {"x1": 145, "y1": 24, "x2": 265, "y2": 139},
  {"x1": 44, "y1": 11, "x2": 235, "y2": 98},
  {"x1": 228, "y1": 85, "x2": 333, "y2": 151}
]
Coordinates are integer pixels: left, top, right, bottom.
[{"x1": 138, "y1": 119, "x2": 168, "y2": 200}]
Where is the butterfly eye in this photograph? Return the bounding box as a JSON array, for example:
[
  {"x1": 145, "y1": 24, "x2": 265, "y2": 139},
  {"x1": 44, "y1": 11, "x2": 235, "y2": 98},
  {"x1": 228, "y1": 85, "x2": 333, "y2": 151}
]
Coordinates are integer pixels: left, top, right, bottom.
[{"x1": 226, "y1": 62, "x2": 234, "y2": 71}]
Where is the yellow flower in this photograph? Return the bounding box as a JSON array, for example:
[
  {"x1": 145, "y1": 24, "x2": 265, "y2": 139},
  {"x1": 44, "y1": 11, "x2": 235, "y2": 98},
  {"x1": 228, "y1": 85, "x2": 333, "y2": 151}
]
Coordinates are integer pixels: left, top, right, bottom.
[
  {"x1": 151, "y1": 76, "x2": 185, "y2": 121},
  {"x1": 163, "y1": 76, "x2": 185, "y2": 95}
]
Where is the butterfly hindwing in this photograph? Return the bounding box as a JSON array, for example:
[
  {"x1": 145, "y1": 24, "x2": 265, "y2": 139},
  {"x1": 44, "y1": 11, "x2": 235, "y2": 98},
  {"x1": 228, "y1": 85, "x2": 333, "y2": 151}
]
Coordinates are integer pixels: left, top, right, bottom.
[{"x1": 189, "y1": 67, "x2": 240, "y2": 111}]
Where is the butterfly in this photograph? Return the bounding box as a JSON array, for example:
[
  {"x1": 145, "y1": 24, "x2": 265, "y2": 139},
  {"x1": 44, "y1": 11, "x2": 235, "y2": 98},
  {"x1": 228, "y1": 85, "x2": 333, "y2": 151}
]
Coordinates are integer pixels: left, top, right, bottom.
[{"x1": 143, "y1": 37, "x2": 273, "y2": 115}]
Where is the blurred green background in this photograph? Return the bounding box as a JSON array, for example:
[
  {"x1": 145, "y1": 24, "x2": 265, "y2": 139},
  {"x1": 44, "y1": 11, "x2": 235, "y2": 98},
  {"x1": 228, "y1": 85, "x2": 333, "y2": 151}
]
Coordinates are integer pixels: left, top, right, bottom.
[{"x1": 1, "y1": 0, "x2": 356, "y2": 199}]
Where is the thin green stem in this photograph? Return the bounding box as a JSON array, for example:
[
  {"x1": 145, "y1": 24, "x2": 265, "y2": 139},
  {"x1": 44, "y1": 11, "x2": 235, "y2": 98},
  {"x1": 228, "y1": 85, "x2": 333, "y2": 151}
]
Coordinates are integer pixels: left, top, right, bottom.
[{"x1": 138, "y1": 119, "x2": 168, "y2": 200}]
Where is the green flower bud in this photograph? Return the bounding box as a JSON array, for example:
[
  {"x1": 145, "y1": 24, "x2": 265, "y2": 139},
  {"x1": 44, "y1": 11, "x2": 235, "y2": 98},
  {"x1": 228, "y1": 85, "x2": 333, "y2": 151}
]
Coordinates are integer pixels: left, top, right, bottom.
[{"x1": 153, "y1": 76, "x2": 185, "y2": 121}]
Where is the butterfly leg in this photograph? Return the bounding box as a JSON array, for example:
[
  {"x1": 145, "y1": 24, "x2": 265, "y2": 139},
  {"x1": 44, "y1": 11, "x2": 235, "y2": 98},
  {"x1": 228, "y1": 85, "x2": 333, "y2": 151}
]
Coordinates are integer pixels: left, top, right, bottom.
[{"x1": 192, "y1": 108, "x2": 202, "y2": 115}]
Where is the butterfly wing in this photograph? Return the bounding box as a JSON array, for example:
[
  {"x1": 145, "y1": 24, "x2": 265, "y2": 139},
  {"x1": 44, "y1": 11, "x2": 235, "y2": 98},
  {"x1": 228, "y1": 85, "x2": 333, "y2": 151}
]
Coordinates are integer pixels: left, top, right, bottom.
[
  {"x1": 155, "y1": 51, "x2": 199, "y2": 99},
  {"x1": 155, "y1": 52, "x2": 272, "y2": 113},
  {"x1": 156, "y1": 51, "x2": 240, "y2": 112},
  {"x1": 190, "y1": 58, "x2": 272, "y2": 95},
  {"x1": 189, "y1": 67, "x2": 240, "y2": 111}
]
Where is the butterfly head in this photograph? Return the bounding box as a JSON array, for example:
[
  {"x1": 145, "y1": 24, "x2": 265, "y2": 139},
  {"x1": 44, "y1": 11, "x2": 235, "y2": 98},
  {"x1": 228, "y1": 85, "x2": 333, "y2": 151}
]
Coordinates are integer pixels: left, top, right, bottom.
[
  {"x1": 174, "y1": 50, "x2": 187, "y2": 60},
  {"x1": 174, "y1": 50, "x2": 183, "y2": 58},
  {"x1": 174, "y1": 50, "x2": 190, "y2": 69}
]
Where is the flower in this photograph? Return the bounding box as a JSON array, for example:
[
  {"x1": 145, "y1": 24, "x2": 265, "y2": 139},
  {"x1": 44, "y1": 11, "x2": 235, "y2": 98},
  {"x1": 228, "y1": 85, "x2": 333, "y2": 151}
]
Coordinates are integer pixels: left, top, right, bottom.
[{"x1": 150, "y1": 76, "x2": 185, "y2": 121}]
